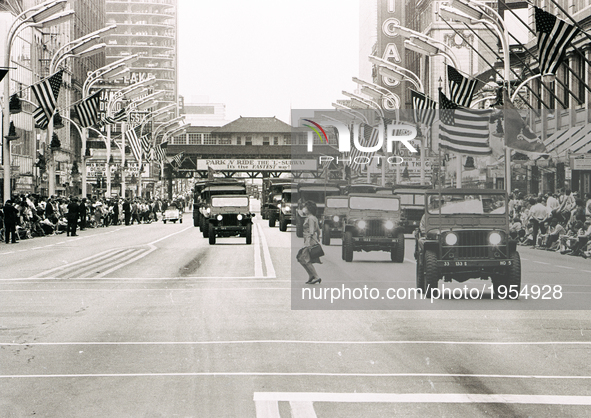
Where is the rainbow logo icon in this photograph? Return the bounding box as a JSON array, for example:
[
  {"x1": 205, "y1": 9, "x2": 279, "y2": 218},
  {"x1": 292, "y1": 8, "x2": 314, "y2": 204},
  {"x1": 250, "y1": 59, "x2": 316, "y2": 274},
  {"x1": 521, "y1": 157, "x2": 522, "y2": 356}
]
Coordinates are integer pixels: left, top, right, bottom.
[{"x1": 303, "y1": 119, "x2": 329, "y2": 144}]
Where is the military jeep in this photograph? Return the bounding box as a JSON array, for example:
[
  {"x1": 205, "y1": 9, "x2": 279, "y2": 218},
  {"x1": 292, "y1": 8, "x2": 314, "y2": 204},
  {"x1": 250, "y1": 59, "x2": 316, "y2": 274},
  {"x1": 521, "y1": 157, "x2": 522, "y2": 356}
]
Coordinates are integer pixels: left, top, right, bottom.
[
  {"x1": 322, "y1": 195, "x2": 349, "y2": 245},
  {"x1": 414, "y1": 189, "x2": 521, "y2": 298},
  {"x1": 342, "y1": 194, "x2": 405, "y2": 262},
  {"x1": 295, "y1": 183, "x2": 341, "y2": 238},
  {"x1": 278, "y1": 188, "x2": 297, "y2": 232},
  {"x1": 207, "y1": 195, "x2": 254, "y2": 245}
]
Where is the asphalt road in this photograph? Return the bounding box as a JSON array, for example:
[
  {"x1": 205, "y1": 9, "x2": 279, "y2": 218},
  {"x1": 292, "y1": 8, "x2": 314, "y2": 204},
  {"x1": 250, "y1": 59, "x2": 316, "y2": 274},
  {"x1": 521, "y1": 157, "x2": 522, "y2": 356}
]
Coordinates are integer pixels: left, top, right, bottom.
[{"x1": 1, "y1": 204, "x2": 590, "y2": 417}]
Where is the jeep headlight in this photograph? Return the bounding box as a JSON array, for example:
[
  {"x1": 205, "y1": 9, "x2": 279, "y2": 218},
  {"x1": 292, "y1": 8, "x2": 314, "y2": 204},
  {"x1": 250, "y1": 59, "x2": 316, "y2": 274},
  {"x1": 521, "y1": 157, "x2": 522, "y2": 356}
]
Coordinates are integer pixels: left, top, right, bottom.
[
  {"x1": 277, "y1": 203, "x2": 281, "y2": 209},
  {"x1": 284, "y1": 206, "x2": 291, "y2": 212},
  {"x1": 206, "y1": 208, "x2": 211, "y2": 214},
  {"x1": 385, "y1": 220, "x2": 394, "y2": 230},
  {"x1": 489, "y1": 232, "x2": 502, "y2": 246},
  {"x1": 237, "y1": 214, "x2": 243, "y2": 221},
  {"x1": 333, "y1": 215, "x2": 340, "y2": 222},
  {"x1": 445, "y1": 232, "x2": 458, "y2": 246},
  {"x1": 216, "y1": 214, "x2": 223, "y2": 221},
  {"x1": 357, "y1": 220, "x2": 366, "y2": 229}
]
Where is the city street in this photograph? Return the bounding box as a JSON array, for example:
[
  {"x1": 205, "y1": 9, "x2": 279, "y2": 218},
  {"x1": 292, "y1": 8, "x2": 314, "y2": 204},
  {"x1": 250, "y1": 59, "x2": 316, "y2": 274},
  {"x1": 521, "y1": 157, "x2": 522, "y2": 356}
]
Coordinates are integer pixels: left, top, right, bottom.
[{"x1": 1, "y1": 203, "x2": 590, "y2": 417}]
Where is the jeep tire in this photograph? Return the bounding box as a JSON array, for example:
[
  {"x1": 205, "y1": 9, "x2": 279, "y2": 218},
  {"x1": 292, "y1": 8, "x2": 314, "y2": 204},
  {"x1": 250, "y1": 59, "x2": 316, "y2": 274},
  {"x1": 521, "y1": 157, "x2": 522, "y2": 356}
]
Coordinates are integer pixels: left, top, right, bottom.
[
  {"x1": 208, "y1": 225, "x2": 216, "y2": 245},
  {"x1": 279, "y1": 218, "x2": 288, "y2": 232},
  {"x1": 202, "y1": 221, "x2": 209, "y2": 238},
  {"x1": 493, "y1": 251, "x2": 521, "y2": 299},
  {"x1": 416, "y1": 252, "x2": 425, "y2": 290},
  {"x1": 391, "y1": 231, "x2": 405, "y2": 263},
  {"x1": 424, "y1": 250, "x2": 439, "y2": 297},
  {"x1": 246, "y1": 224, "x2": 252, "y2": 245},
  {"x1": 269, "y1": 213, "x2": 276, "y2": 228},
  {"x1": 193, "y1": 217, "x2": 199, "y2": 227},
  {"x1": 344, "y1": 231, "x2": 354, "y2": 262},
  {"x1": 163, "y1": 220, "x2": 166, "y2": 224},
  {"x1": 322, "y1": 223, "x2": 331, "y2": 246}
]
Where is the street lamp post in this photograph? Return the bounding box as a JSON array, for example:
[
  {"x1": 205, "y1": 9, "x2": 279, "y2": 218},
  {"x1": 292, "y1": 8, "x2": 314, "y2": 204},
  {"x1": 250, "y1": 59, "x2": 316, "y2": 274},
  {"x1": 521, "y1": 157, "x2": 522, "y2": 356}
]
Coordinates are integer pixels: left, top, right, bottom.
[{"x1": 3, "y1": 0, "x2": 69, "y2": 201}]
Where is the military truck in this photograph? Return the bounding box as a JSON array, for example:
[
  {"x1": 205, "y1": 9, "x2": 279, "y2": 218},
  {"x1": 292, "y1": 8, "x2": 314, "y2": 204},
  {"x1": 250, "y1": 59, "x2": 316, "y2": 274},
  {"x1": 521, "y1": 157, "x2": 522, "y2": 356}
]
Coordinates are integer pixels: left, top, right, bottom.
[
  {"x1": 295, "y1": 182, "x2": 341, "y2": 238},
  {"x1": 207, "y1": 195, "x2": 254, "y2": 245},
  {"x1": 261, "y1": 179, "x2": 291, "y2": 227},
  {"x1": 342, "y1": 193, "x2": 405, "y2": 262},
  {"x1": 278, "y1": 188, "x2": 297, "y2": 232},
  {"x1": 414, "y1": 189, "x2": 520, "y2": 298},
  {"x1": 198, "y1": 181, "x2": 247, "y2": 238},
  {"x1": 321, "y1": 195, "x2": 349, "y2": 245},
  {"x1": 394, "y1": 186, "x2": 429, "y2": 233}
]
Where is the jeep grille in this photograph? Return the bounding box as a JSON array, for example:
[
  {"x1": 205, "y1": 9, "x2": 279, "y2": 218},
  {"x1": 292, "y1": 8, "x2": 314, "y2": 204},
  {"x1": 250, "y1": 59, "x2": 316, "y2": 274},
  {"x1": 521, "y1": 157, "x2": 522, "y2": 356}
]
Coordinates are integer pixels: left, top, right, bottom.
[
  {"x1": 442, "y1": 230, "x2": 490, "y2": 259},
  {"x1": 367, "y1": 220, "x2": 386, "y2": 237}
]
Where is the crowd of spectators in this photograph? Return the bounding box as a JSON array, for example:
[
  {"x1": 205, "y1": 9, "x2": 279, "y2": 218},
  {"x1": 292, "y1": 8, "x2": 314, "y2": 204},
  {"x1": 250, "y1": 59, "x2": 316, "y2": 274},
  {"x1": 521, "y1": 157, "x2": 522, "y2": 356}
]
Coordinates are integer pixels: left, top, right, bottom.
[
  {"x1": 0, "y1": 194, "x2": 185, "y2": 244},
  {"x1": 509, "y1": 188, "x2": 591, "y2": 258}
]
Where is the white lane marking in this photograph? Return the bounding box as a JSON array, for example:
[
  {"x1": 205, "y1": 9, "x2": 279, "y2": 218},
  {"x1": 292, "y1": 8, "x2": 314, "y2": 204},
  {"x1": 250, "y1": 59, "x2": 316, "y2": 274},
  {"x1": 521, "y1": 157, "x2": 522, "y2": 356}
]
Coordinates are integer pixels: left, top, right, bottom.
[
  {"x1": 94, "y1": 247, "x2": 155, "y2": 278},
  {"x1": 0, "y1": 287, "x2": 290, "y2": 292},
  {"x1": 289, "y1": 401, "x2": 317, "y2": 418},
  {"x1": 52, "y1": 249, "x2": 137, "y2": 278},
  {"x1": 147, "y1": 226, "x2": 192, "y2": 245},
  {"x1": 254, "y1": 222, "x2": 263, "y2": 277},
  {"x1": 255, "y1": 400, "x2": 281, "y2": 418},
  {"x1": 533, "y1": 261, "x2": 550, "y2": 265},
  {"x1": 2, "y1": 341, "x2": 591, "y2": 347},
  {"x1": 0, "y1": 276, "x2": 287, "y2": 282},
  {"x1": 584, "y1": 270, "x2": 591, "y2": 274},
  {"x1": 404, "y1": 258, "x2": 416, "y2": 264},
  {"x1": 556, "y1": 266, "x2": 575, "y2": 270},
  {"x1": 521, "y1": 258, "x2": 529, "y2": 261},
  {"x1": 2, "y1": 372, "x2": 591, "y2": 380},
  {"x1": 257, "y1": 223, "x2": 276, "y2": 278},
  {"x1": 254, "y1": 392, "x2": 591, "y2": 406},
  {"x1": 31, "y1": 248, "x2": 126, "y2": 278}
]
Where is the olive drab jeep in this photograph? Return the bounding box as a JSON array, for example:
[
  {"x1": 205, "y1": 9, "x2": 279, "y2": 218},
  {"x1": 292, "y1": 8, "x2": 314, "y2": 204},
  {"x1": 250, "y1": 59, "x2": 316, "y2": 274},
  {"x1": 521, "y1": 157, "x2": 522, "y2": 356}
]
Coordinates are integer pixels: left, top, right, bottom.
[
  {"x1": 341, "y1": 194, "x2": 405, "y2": 262},
  {"x1": 322, "y1": 195, "x2": 349, "y2": 245},
  {"x1": 278, "y1": 188, "x2": 297, "y2": 232},
  {"x1": 414, "y1": 189, "x2": 521, "y2": 298},
  {"x1": 207, "y1": 195, "x2": 254, "y2": 245},
  {"x1": 198, "y1": 182, "x2": 247, "y2": 238}
]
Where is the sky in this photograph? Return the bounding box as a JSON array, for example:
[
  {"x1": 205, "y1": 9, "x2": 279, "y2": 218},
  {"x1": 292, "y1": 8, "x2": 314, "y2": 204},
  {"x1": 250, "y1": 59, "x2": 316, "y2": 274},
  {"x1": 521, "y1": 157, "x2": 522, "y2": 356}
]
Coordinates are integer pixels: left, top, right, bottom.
[{"x1": 177, "y1": 0, "x2": 360, "y2": 124}]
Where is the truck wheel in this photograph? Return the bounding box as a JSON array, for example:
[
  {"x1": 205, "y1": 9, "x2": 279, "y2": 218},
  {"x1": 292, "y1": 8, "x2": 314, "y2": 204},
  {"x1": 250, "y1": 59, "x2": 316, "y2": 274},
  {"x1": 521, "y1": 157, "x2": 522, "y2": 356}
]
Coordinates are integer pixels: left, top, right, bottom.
[
  {"x1": 193, "y1": 217, "x2": 199, "y2": 227},
  {"x1": 494, "y1": 251, "x2": 521, "y2": 299},
  {"x1": 424, "y1": 250, "x2": 439, "y2": 297},
  {"x1": 322, "y1": 223, "x2": 331, "y2": 246},
  {"x1": 246, "y1": 224, "x2": 252, "y2": 244},
  {"x1": 180, "y1": 218, "x2": 183, "y2": 224},
  {"x1": 391, "y1": 231, "x2": 405, "y2": 263},
  {"x1": 163, "y1": 220, "x2": 167, "y2": 224},
  {"x1": 344, "y1": 231, "x2": 354, "y2": 262},
  {"x1": 341, "y1": 242, "x2": 346, "y2": 260},
  {"x1": 269, "y1": 213, "x2": 276, "y2": 228},
  {"x1": 416, "y1": 252, "x2": 425, "y2": 290},
  {"x1": 208, "y1": 225, "x2": 216, "y2": 245},
  {"x1": 203, "y1": 222, "x2": 209, "y2": 238},
  {"x1": 279, "y1": 219, "x2": 288, "y2": 232},
  {"x1": 296, "y1": 216, "x2": 304, "y2": 238}
]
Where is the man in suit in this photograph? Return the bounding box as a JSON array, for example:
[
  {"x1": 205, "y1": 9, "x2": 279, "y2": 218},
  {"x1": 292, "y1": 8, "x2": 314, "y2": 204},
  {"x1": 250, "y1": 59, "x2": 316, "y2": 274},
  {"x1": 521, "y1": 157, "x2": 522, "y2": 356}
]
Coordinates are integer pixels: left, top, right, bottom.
[
  {"x1": 66, "y1": 196, "x2": 80, "y2": 237},
  {"x1": 3, "y1": 200, "x2": 19, "y2": 243},
  {"x1": 79, "y1": 198, "x2": 87, "y2": 230},
  {"x1": 123, "y1": 198, "x2": 131, "y2": 226}
]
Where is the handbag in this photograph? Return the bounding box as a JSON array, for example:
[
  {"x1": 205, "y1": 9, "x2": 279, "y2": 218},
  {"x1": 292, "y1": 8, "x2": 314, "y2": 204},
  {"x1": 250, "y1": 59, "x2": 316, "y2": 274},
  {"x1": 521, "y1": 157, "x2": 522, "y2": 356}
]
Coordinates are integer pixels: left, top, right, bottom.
[{"x1": 309, "y1": 244, "x2": 324, "y2": 259}]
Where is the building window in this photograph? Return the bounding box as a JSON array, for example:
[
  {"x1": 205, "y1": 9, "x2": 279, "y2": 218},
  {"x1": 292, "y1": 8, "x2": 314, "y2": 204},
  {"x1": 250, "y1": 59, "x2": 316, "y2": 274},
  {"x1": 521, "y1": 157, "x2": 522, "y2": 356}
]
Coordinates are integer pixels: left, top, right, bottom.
[
  {"x1": 203, "y1": 134, "x2": 216, "y2": 145},
  {"x1": 273, "y1": 136, "x2": 279, "y2": 145},
  {"x1": 284, "y1": 135, "x2": 291, "y2": 145},
  {"x1": 173, "y1": 134, "x2": 186, "y2": 145},
  {"x1": 219, "y1": 138, "x2": 231, "y2": 145},
  {"x1": 188, "y1": 133, "x2": 201, "y2": 145},
  {"x1": 263, "y1": 136, "x2": 270, "y2": 145},
  {"x1": 236, "y1": 136, "x2": 241, "y2": 145},
  {"x1": 245, "y1": 136, "x2": 252, "y2": 146}
]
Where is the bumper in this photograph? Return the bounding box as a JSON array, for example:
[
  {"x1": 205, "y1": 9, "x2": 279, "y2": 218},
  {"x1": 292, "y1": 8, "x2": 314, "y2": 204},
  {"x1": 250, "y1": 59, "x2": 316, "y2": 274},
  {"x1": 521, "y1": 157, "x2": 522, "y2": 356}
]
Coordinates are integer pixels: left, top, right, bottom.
[
  {"x1": 212, "y1": 225, "x2": 248, "y2": 237},
  {"x1": 438, "y1": 259, "x2": 513, "y2": 268},
  {"x1": 352, "y1": 236, "x2": 401, "y2": 250}
]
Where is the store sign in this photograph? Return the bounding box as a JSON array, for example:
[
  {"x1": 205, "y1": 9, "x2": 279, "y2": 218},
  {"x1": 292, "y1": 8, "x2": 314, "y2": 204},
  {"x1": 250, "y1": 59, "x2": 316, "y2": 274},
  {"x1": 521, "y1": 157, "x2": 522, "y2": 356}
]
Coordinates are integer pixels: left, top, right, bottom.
[
  {"x1": 571, "y1": 156, "x2": 591, "y2": 171},
  {"x1": 86, "y1": 162, "x2": 149, "y2": 178},
  {"x1": 389, "y1": 157, "x2": 435, "y2": 173},
  {"x1": 377, "y1": 0, "x2": 404, "y2": 110},
  {"x1": 197, "y1": 159, "x2": 317, "y2": 171}
]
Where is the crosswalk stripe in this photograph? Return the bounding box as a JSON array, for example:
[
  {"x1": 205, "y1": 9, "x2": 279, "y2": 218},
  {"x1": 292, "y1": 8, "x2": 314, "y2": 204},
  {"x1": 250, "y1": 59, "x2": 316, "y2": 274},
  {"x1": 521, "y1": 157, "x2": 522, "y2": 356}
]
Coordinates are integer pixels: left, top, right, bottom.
[
  {"x1": 289, "y1": 401, "x2": 317, "y2": 418},
  {"x1": 254, "y1": 400, "x2": 280, "y2": 418},
  {"x1": 32, "y1": 248, "x2": 122, "y2": 277},
  {"x1": 63, "y1": 249, "x2": 140, "y2": 278}
]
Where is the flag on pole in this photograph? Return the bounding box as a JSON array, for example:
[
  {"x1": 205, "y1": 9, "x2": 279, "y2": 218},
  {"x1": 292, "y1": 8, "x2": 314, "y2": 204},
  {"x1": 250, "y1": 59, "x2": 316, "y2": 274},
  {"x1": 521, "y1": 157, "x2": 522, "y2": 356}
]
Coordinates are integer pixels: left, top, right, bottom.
[
  {"x1": 439, "y1": 91, "x2": 492, "y2": 155},
  {"x1": 98, "y1": 108, "x2": 127, "y2": 127},
  {"x1": 125, "y1": 125, "x2": 143, "y2": 162},
  {"x1": 74, "y1": 90, "x2": 102, "y2": 128},
  {"x1": 33, "y1": 107, "x2": 49, "y2": 130},
  {"x1": 348, "y1": 123, "x2": 380, "y2": 172},
  {"x1": 447, "y1": 65, "x2": 478, "y2": 107},
  {"x1": 411, "y1": 90, "x2": 437, "y2": 126},
  {"x1": 32, "y1": 70, "x2": 63, "y2": 121},
  {"x1": 207, "y1": 166, "x2": 215, "y2": 180},
  {"x1": 501, "y1": 88, "x2": 547, "y2": 154},
  {"x1": 155, "y1": 140, "x2": 167, "y2": 163},
  {"x1": 172, "y1": 152, "x2": 184, "y2": 166},
  {"x1": 140, "y1": 134, "x2": 151, "y2": 156},
  {"x1": 535, "y1": 6, "x2": 579, "y2": 75}
]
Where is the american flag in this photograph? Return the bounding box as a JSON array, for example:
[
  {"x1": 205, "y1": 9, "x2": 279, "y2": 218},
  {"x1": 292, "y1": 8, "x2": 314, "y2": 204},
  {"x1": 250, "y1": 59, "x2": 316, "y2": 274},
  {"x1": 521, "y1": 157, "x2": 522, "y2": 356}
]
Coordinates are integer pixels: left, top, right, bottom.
[
  {"x1": 411, "y1": 90, "x2": 437, "y2": 127},
  {"x1": 33, "y1": 107, "x2": 49, "y2": 130},
  {"x1": 447, "y1": 65, "x2": 478, "y2": 107},
  {"x1": 98, "y1": 108, "x2": 127, "y2": 128},
  {"x1": 32, "y1": 70, "x2": 63, "y2": 121},
  {"x1": 439, "y1": 91, "x2": 492, "y2": 155},
  {"x1": 172, "y1": 152, "x2": 184, "y2": 166},
  {"x1": 535, "y1": 6, "x2": 579, "y2": 75},
  {"x1": 74, "y1": 90, "x2": 102, "y2": 128},
  {"x1": 155, "y1": 140, "x2": 168, "y2": 163},
  {"x1": 125, "y1": 125, "x2": 143, "y2": 162},
  {"x1": 348, "y1": 123, "x2": 380, "y2": 172},
  {"x1": 140, "y1": 134, "x2": 151, "y2": 157}
]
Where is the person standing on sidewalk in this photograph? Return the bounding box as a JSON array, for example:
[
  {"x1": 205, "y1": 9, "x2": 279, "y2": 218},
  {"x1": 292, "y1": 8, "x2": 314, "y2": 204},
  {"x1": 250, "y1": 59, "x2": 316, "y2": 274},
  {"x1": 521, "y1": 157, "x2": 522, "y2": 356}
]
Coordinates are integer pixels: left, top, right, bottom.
[
  {"x1": 3, "y1": 200, "x2": 19, "y2": 244},
  {"x1": 66, "y1": 196, "x2": 80, "y2": 237}
]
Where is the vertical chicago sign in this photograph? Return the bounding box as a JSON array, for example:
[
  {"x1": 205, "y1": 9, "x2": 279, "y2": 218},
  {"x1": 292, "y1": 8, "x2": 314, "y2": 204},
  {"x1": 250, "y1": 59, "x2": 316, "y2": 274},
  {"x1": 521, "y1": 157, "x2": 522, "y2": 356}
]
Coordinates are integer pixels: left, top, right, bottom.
[{"x1": 377, "y1": 0, "x2": 404, "y2": 111}]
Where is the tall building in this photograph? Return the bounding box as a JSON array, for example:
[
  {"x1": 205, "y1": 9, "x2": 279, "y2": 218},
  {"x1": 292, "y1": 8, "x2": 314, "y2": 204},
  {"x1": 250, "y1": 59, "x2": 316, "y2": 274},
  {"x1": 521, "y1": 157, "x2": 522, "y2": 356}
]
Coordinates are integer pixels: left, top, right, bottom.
[{"x1": 104, "y1": 0, "x2": 178, "y2": 106}]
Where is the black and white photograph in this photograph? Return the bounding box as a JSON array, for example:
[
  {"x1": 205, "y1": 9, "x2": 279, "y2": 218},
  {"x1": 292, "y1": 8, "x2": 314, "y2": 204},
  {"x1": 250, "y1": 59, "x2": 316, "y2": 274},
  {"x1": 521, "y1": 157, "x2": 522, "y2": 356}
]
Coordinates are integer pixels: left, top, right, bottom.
[{"x1": 1, "y1": 0, "x2": 591, "y2": 416}]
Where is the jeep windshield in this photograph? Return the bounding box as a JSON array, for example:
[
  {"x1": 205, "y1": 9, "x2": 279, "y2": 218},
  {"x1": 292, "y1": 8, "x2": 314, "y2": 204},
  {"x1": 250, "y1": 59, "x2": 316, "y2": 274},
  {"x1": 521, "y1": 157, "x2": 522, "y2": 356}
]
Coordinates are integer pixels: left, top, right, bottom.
[
  {"x1": 326, "y1": 198, "x2": 348, "y2": 208},
  {"x1": 282, "y1": 192, "x2": 293, "y2": 203},
  {"x1": 349, "y1": 196, "x2": 399, "y2": 211},
  {"x1": 211, "y1": 196, "x2": 249, "y2": 207},
  {"x1": 427, "y1": 194, "x2": 506, "y2": 214},
  {"x1": 300, "y1": 190, "x2": 339, "y2": 204}
]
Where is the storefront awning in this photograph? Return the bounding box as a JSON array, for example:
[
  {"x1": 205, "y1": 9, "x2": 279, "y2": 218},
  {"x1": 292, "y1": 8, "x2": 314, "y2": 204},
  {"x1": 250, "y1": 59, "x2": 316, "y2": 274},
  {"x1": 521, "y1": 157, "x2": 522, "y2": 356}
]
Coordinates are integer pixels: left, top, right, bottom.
[{"x1": 544, "y1": 124, "x2": 591, "y2": 156}]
